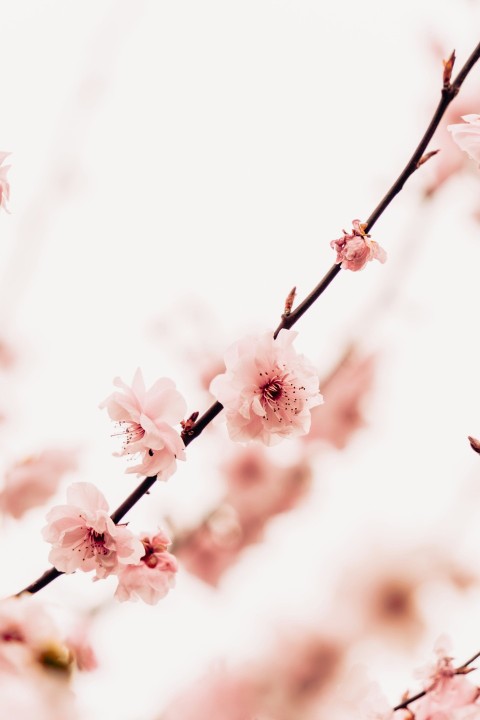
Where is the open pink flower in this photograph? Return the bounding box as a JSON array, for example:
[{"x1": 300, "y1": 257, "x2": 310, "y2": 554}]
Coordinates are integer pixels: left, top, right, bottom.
[
  {"x1": 115, "y1": 530, "x2": 178, "y2": 604},
  {"x1": 42, "y1": 482, "x2": 143, "y2": 578},
  {"x1": 331, "y1": 219, "x2": 387, "y2": 272},
  {"x1": 100, "y1": 368, "x2": 187, "y2": 481},
  {"x1": 209, "y1": 329, "x2": 323, "y2": 445},
  {"x1": 447, "y1": 114, "x2": 480, "y2": 167},
  {"x1": 1, "y1": 449, "x2": 77, "y2": 520},
  {"x1": 0, "y1": 153, "x2": 11, "y2": 212}
]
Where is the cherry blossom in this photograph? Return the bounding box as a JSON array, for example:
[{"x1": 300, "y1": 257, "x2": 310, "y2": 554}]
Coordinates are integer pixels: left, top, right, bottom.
[
  {"x1": 209, "y1": 329, "x2": 323, "y2": 445},
  {"x1": 0, "y1": 596, "x2": 62, "y2": 674},
  {"x1": 42, "y1": 482, "x2": 143, "y2": 578},
  {"x1": 100, "y1": 368, "x2": 187, "y2": 481},
  {"x1": 0, "y1": 597, "x2": 81, "y2": 720},
  {"x1": 0, "y1": 449, "x2": 77, "y2": 520},
  {"x1": 0, "y1": 152, "x2": 11, "y2": 212},
  {"x1": 114, "y1": 530, "x2": 178, "y2": 604},
  {"x1": 447, "y1": 115, "x2": 480, "y2": 166},
  {"x1": 305, "y1": 349, "x2": 377, "y2": 450},
  {"x1": 331, "y1": 220, "x2": 387, "y2": 272}
]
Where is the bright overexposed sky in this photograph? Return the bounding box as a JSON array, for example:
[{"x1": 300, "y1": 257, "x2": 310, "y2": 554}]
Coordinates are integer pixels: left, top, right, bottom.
[{"x1": 1, "y1": 2, "x2": 480, "y2": 718}]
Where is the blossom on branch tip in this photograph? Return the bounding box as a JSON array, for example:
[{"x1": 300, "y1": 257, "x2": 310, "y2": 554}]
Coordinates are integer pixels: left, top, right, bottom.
[
  {"x1": 447, "y1": 115, "x2": 480, "y2": 166},
  {"x1": 114, "y1": 530, "x2": 178, "y2": 604},
  {"x1": 330, "y1": 219, "x2": 387, "y2": 272},
  {"x1": 209, "y1": 329, "x2": 323, "y2": 445},
  {"x1": 42, "y1": 482, "x2": 143, "y2": 578},
  {"x1": 100, "y1": 368, "x2": 187, "y2": 481},
  {"x1": 410, "y1": 639, "x2": 480, "y2": 720}
]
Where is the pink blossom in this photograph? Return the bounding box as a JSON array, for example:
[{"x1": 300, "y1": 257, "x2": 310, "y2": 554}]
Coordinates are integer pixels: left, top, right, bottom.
[
  {"x1": 115, "y1": 530, "x2": 178, "y2": 604},
  {"x1": 447, "y1": 115, "x2": 480, "y2": 167},
  {"x1": 65, "y1": 622, "x2": 98, "y2": 672},
  {"x1": 209, "y1": 329, "x2": 323, "y2": 445},
  {"x1": 356, "y1": 683, "x2": 396, "y2": 720},
  {"x1": 0, "y1": 449, "x2": 77, "y2": 520},
  {"x1": 0, "y1": 596, "x2": 60, "y2": 674},
  {"x1": 331, "y1": 219, "x2": 387, "y2": 272},
  {"x1": 100, "y1": 368, "x2": 187, "y2": 481},
  {"x1": 42, "y1": 482, "x2": 143, "y2": 578},
  {"x1": 0, "y1": 597, "x2": 79, "y2": 720},
  {"x1": 0, "y1": 152, "x2": 11, "y2": 212},
  {"x1": 305, "y1": 349, "x2": 377, "y2": 450},
  {"x1": 176, "y1": 448, "x2": 312, "y2": 586}
]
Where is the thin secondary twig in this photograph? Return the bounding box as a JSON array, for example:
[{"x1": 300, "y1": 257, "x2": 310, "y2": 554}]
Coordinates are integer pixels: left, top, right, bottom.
[
  {"x1": 16, "y1": 40, "x2": 480, "y2": 597},
  {"x1": 393, "y1": 650, "x2": 480, "y2": 711}
]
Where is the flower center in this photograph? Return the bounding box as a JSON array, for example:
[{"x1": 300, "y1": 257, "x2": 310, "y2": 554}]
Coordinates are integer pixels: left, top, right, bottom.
[
  {"x1": 89, "y1": 530, "x2": 108, "y2": 556},
  {"x1": 261, "y1": 377, "x2": 284, "y2": 404},
  {"x1": 113, "y1": 421, "x2": 145, "y2": 451}
]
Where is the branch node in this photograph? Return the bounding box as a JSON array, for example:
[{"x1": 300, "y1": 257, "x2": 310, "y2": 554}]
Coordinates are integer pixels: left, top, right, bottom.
[
  {"x1": 181, "y1": 411, "x2": 200, "y2": 441},
  {"x1": 443, "y1": 49, "x2": 456, "y2": 88},
  {"x1": 468, "y1": 435, "x2": 480, "y2": 454},
  {"x1": 283, "y1": 286, "x2": 297, "y2": 316},
  {"x1": 417, "y1": 149, "x2": 440, "y2": 168}
]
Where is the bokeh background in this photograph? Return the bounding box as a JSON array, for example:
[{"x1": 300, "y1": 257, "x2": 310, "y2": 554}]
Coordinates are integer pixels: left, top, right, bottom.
[{"x1": 1, "y1": 1, "x2": 480, "y2": 718}]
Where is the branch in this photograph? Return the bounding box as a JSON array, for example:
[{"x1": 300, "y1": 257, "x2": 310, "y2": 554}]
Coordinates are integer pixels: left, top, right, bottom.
[
  {"x1": 15, "y1": 40, "x2": 480, "y2": 598},
  {"x1": 393, "y1": 651, "x2": 480, "y2": 711}
]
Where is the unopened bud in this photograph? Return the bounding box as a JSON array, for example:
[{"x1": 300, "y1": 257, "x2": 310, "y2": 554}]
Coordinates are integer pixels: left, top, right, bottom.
[
  {"x1": 468, "y1": 435, "x2": 480, "y2": 454},
  {"x1": 181, "y1": 411, "x2": 200, "y2": 439},
  {"x1": 417, "y1": 149, "x2": 440, "y2": 168},
  {"x1": 443, "y1": 50, "x2": 456, "y2": 87},
  {"x1": 284, "y1": 286, "x2": 296, "y2": 316}
]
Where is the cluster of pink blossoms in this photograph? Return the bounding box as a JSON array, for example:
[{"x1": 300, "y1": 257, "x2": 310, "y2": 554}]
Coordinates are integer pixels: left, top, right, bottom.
[
  {"x1": 209, "y1": 329, "x2": 323, "y2": 446},
  {"x1": 361, "y1": 642, "x2": 480, "y2": 720},
  {"x1": 42, "y1": 482, "x2": 177, "y2": 604},
  {"x1": 331, "y1": 219, "x2": 387, "y2": 272},
  {"x1": 100, "y1": 368, "x2": 187, "y2": 481}
]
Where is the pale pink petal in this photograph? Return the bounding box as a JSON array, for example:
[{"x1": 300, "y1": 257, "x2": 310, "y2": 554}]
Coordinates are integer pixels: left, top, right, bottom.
[
  {"x1": 101, "y1": 370, "x2": 187, "y2": 481},
  {"x1": 448, "y1": 114, "x2": 480, "y2": 166},
  {"x1": 65, "y1": 482, "x2": 108, "y2": 513}
]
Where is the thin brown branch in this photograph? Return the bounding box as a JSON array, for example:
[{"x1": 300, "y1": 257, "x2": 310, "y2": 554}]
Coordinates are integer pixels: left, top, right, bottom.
[{"x1": 16, "y1": 40, "x2": 480, "y2": 598}]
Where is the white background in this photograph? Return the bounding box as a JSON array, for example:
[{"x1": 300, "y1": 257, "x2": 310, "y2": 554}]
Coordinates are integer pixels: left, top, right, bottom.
[{"x1": 1, "y1": 1, "x2": 480, "y2": 718}]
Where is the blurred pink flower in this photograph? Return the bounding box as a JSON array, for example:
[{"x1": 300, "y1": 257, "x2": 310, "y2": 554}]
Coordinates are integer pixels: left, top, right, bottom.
[
  {"x1": 0, "y1": 595, "x2": 83, "y2": 720},
  {"x1": 331, "y1": 220, "x2": 387, "y2": 272},
  {"x1": 0, "y1": 449, "x2": 77, "y2": 519},
  {"x1": 42, "y1": 482, "x2": 143, "y2": 578},
  {"x1": 176, "y1": 447, "x2": 312, "y2": 586},
  {"x1": 0, "y1": 152, "x2": 11, "y2": 212},
  {"x1": 65, "y1": 621, "x2": 98, "y2": 672},
  {"x1": 100, "y1": 368, "x2": 187, "y2": 481},
  {"x1": 160, "y1": 665, "x2": 259, "y2": 720},
  {"x1": 448, "y1": 115, "x2": 480, "y2": 167},
  {"x1": 306, "y1": 349, "x2": 377, "y2": 450},
  {"x1": 210, "y1": 329, "x2": 323, "y2": 445},
  {"x1": 115, "y1": 530, "x2": 178, "y2": 604},
  {"x1": 0, "y1": 596, "x2": 60, "y2": 674},
  {"x1": 357, "y1": 683, "x2": 396, "y2": 720}
]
